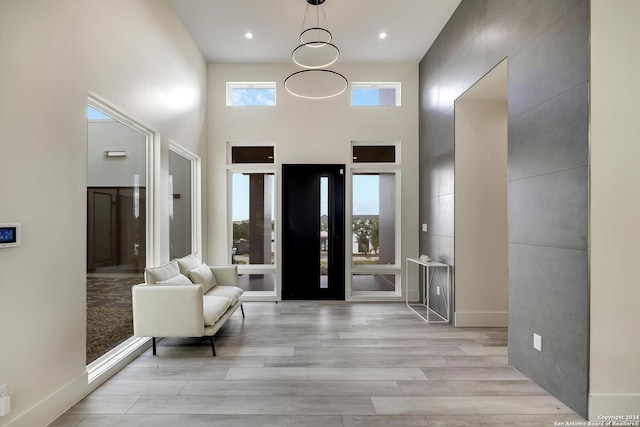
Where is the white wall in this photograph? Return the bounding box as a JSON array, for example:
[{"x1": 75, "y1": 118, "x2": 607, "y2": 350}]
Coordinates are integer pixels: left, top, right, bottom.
[
  {"x1": 454, "y1": 99, "x2": 508, "y2": 327},
  {"x1": 0, "y1": 1, "x2": 207, "y2": 425},
  {"x1": 589, "y1": 0, "x2": 640, "y2": 417},
  {"x1": 87, "y1": 121, "x2": 147, "y2": 187},
  {"x1": 208, "y1": 63, "x2": 419, "y2": 299}
]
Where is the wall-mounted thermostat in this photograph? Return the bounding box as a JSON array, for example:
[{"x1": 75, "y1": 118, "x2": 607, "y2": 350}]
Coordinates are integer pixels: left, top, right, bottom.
[{"x1": 0, "y1": 223, "x2": 21, "y2": 248}]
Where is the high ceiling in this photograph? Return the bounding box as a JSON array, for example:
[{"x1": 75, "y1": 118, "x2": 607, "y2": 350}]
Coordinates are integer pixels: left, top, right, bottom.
[{"x1": 168, "y1": 0, "x2": 462, "y2": 64}]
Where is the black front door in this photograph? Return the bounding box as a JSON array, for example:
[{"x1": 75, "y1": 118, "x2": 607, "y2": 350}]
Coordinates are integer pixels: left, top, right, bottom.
[{"x1": 282, "y1": 164, "x2": 345, "y2": 300}]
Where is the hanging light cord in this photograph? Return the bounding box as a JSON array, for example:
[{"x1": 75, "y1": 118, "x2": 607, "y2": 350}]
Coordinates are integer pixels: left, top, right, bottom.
[
  {"x1": 300, "y1": 2, "x2": 309, "y2": 35},
  {"x1": 300, "y1": 1, "x2": 330, "y2": 34},
  {"x1": 286, "y1": 0, "x2": 347, "y2": 100}
]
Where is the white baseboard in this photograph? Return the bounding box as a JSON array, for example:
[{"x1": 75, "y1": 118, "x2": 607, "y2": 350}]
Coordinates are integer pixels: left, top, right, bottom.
[
  {"x1": 4, "y1": 337, "x2": 151, "y2": 427},
  {"x1": 454, "y1": 311, "x2": 508, "y2": 327},
  {"x1": 2, "y1": 372, "x2": 87, "y2": 427},
  {"x1": 589, "y1": 393, "x2": 640, "y2": 420}
]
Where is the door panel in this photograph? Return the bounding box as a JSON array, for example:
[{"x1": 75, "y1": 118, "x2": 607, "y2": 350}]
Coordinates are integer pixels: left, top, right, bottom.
[
  {"x1": 87, "y1": 187, "x2": 146, "y2": 272},
  {"x1": 282, "y1": 164, "x2": 344, "y2": 300},
  {"x1": 87, "y1": 189, "x2": 117, "y2": 269}
]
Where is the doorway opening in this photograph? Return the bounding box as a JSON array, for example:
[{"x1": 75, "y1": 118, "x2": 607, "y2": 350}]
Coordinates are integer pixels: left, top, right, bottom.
[
  {"x1": 454, "y1": 59, "x2": 508, "y2": 327},
  {"x1": 282, "y1": 164, "x2": 345, "y2": 300}
]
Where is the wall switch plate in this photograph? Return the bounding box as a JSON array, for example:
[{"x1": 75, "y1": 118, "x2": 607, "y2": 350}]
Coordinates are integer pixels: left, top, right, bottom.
[
  {"x1": 533, "y1": 333, "x2": 542, "y2": 351},
  {"x1": 422, "y1": 223, "x2": 428, "y2": 232},
  {"x1": 436, "y1": 286, "x2": 441, "y2": 295}
]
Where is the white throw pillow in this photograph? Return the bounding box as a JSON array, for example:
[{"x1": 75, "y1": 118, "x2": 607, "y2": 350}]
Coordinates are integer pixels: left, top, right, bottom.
[
  {"x1": 145, "y1": 260, "x2": 180, "y2": 284},
  {"x1": 175, "y1": 254, "x2": 201, "y2": 275},
  {"x1": 189, "y1": 264, "x2": 218, "y2": 294},
  {"x1": 156, "y1": 274, "x2": 193, "y2": 285}
]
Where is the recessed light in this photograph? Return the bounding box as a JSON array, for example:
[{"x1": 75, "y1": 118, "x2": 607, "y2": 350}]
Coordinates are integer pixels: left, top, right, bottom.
[
  {"x1": 245, "y1": 32, "x2": 253, "y2": 39},
  {"x1": 379, "y1": 32, "x2": 388, "y2": 39}
]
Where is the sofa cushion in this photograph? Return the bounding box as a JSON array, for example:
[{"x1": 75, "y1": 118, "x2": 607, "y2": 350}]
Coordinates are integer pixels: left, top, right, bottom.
[
  {"x1": 206, "y1": 285, "x2": 243, "y2": 304},
  {"x1": 156, "y1": 274, "x2": 193, "y2": 285},
  {"x1": 202, "y1": 295, "x2": 232, "y2": 326},
  {"x1": 175, "y1": 254, "x2": 201, "y2": 275},
  {"x1": 189, "y1": 264, "x2": 218, "y2": 294},
  {"x1": 145, "y1": 260, "x2": 180, "y2": 284}
]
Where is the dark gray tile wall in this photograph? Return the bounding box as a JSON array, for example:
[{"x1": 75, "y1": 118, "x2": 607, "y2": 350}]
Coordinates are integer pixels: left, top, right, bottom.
[{"x1": 418, "y1": 0, "x2": 589, "y2": 417}]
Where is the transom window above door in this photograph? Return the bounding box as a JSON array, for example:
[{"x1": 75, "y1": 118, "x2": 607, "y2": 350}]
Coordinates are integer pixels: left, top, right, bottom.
[{"x1": 231, "y1": 146, "x2": 275, "y2": 164}]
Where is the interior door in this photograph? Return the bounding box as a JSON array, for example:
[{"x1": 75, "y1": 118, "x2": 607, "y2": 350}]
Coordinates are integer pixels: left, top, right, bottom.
[
  {"x1": 282, "y1": 164, "x2": 345, "y2": 300},
  {"x1": 87, "y1": 188, "x2": 117, "y2": 270}
]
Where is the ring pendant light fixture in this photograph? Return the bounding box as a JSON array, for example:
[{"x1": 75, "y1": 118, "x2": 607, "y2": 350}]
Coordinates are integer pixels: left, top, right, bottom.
[
  {"x1": 285, "y1": 0, "x2": 348, "y2": 100},
  {"x1": 292, "y1": 42, "x2": 340, "y2": 69},
  {"x1": 300, "y1": 27, "x2": 332, "y2": 45}
]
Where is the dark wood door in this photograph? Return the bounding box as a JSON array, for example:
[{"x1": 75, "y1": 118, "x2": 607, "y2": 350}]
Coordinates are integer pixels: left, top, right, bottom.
[
  {"x1": 87, "y1": 188, "x2": 117, "y2": 270},
  {"x1": 87, "y1": 187, "x2": 146, "y2": 272}
]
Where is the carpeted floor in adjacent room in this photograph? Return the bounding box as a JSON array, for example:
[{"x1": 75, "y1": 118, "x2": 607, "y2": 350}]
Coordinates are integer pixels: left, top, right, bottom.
[{"x1": 86, "y1": 274, "x2": 143, "y2": 364}]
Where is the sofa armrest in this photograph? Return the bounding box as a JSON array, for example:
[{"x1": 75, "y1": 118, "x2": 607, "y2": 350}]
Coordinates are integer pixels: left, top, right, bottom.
[
  {"x1": 209, "y1": 265, "x2": 239, "y2": 286},
  {"x1": 132, "y1": 284, "x2": 205, "y2": 337}
]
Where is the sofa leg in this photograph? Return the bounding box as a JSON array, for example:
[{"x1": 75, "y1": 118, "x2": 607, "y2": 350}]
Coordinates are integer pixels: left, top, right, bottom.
[
  {"x1": 152, "y1": 337, "x2": 157, "y2": 355},
  {"x1": 240, "y1": 303, "x2": 245, "y2": 318},
  {"x1": 209, "y1": 336, "x2": 216, "y2": 357}
]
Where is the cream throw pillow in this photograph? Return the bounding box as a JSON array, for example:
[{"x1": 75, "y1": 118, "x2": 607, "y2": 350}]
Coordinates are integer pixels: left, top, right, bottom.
[
  {"x1": 144, "y1": 260, "x2": 180, "y2": 284},
  {"x1": 189, "y1": 264, "x2": 218, "y2": 294},
  {"x1": 175, "y1": 254, "x2": 201, "y2": 275}
]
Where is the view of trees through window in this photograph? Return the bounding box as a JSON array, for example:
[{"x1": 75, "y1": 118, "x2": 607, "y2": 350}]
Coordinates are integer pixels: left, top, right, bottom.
[
  {"x1": 231, "y1": 172, "x2": 275, "y2": 265},
  {"x1": 352, "y1": 173, "x2": 395, "y2": 265},
  {"x1": 353, "y1": 217, "x2": 380, "y2": 259},
  {"x1": 232, "y1": 218, "x2": 275, "y2": 264}
]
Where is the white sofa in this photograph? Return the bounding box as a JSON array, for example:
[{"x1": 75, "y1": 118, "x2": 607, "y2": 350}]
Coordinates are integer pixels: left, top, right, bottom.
[{"x1": 132, "y1": 254, "x2": 244, "y2": 356}]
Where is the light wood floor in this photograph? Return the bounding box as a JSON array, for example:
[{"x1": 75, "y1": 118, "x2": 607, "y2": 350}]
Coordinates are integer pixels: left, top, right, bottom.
[{"x1": 51, "y1": 302, "x2": 585, "y2": 426}]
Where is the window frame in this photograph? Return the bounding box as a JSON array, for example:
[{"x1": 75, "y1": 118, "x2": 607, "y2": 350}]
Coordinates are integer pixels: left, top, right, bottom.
[
  {"x1": 226, "y1": 82, "x2": 277, "y2": 107},
  {"x1": 350, "y1": 82, "x2": 402, "y2": 107},
  {"x1": 86, "y1": 93, "x2": 159, "y2": 382},
  {"x1": 226, "y1": 142, "x2": 278, "y2": 298},
  {"x1": 168, "y1": 142, "x2": 202, "y2": 259},
  {"x1": 348, "y1": 165, "x2": 402, "y2": 299}
]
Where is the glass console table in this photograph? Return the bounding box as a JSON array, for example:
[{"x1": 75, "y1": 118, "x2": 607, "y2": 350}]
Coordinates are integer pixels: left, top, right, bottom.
[{"x1": 405, "y1": 257, "x2": 451, "y2": 323}]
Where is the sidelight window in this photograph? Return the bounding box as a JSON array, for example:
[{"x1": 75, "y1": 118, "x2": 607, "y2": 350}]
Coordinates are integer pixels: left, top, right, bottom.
[
  {"x1": 352, "y1": 173, "x2": 396, "y2": 267},
  {"x1": 350, "y1": 171, "x2": 399, "y2": 294},
  {"x1": 230, "y1": 169, "x2": 277, "y2": 293}
]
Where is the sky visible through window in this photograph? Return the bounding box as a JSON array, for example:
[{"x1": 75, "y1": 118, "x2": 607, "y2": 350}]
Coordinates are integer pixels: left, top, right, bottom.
[
  {"x1": 352, "y1": 87, "x2": 398, "y2": 106},
  {"x1": 352, "y1": 175, "x2": 379, "y2": 215},
  {"x1": 87, "y1": 106, "x2": 112, "y2": 120},
  {"x1": 228, "y1": 84, "x2": 398, "y2": 106},
  {"x1": 231, "y1": 88, "x2": 275, "y2": 106},
  {"x1": 233, "y1": 174, "x2": 276, "y2": 221},
  {"x1": 232, "y1": 173, "x2": 379, "y2": 221},
  {"x1": 352, "y1": 88, "x2": 381, "y2": 106}
]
